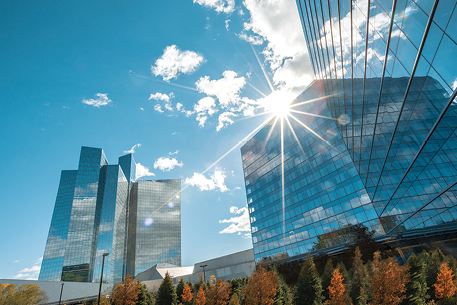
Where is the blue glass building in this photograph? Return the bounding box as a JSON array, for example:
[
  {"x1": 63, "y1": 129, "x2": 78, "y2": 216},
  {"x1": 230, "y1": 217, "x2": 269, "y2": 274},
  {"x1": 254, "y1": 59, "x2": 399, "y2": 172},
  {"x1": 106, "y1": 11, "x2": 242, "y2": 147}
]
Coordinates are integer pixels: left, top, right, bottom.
[
  {"x1": 39, "y1": 147, "x2": 181, "y2": 282},
  {"x1": 242, "y1": 0, "x2": 457, "y2": 262}
]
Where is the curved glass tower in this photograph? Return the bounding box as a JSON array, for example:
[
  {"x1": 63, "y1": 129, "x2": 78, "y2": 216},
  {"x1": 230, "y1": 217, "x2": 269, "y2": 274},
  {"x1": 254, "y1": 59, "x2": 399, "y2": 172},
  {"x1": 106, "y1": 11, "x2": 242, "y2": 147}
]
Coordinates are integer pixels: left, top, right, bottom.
[{"x1": 242, "y1": 0, "x2": 457, "y2": 263}]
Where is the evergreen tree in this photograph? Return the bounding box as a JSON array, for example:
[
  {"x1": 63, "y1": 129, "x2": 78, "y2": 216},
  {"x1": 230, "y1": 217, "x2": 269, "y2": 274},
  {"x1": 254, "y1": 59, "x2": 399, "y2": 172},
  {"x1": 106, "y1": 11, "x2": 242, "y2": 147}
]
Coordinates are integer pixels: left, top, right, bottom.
[
  {"x1": 273, "y1": 266, "x2": 292, "y2": 305},
  {"x1": 228, "y1": 293, "x2": 240, "y2": 305},
  {"x1": 138, "y1": 283, "x2": 155, "y2": 305},
  {"x1": 402, "y1": 253, "x2": 429, "y2": 305},
  {"x1": 156, "y1": 272, "x2": 178, "y2": 305},
  {"x1": 349, "y1": 247, "x2": 369, "y2": 305},
  {"x1": 321, "y1": 259, "x2": 334, "y2": 300},
  {"x1": 426, "y1": 249, "x2": 446, "y2": 301},
  {"x1": 294, "y1": 253, "x2": 324, "y2": 305},
  {"x1": 177, "y1": 278, "x2": 185, "y2": 304}
]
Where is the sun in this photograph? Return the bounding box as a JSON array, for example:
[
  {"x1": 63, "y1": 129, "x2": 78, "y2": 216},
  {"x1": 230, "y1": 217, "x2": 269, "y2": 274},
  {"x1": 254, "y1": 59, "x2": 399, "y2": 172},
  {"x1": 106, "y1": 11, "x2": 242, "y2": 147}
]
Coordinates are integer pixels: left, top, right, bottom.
[{"x1": 260, "y1": 90, "x2": 294, "y2": 118}]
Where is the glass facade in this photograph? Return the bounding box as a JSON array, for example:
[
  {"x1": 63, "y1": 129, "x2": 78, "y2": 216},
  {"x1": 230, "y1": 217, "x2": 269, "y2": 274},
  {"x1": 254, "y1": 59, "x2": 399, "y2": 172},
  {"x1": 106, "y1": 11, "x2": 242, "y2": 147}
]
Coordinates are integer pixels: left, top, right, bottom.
[
  {"x1": 241, "y1": 0, "x2": 457, "y2": 262},
  {"x1": 125, "y1": 180, "x2": 181, "y2": 277},
  {"x1": 39, "y1": 147, "x2": 181, "y2": 282}
]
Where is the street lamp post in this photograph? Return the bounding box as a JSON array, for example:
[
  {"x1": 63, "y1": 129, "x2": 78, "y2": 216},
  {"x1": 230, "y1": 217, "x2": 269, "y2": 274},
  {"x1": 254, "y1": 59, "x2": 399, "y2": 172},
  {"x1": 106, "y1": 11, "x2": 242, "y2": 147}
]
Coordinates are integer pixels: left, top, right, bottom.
[
  {"x1": 200, "y1": 265, "x2": 208, "y2": 283},
  {"x1": 58, "y1": 283, "x2": 64, "y2": 305},
  {"x1": 98, "y1": 253, "x2": 109, "y2": 305}
]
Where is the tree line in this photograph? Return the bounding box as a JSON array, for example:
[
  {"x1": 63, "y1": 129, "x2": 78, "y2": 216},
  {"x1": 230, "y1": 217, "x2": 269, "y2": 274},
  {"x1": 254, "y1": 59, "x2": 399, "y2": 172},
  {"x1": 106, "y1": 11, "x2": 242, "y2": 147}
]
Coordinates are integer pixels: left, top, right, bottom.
[{"x1": 108, "y1": 247, "x2": 456, "y2": 305}]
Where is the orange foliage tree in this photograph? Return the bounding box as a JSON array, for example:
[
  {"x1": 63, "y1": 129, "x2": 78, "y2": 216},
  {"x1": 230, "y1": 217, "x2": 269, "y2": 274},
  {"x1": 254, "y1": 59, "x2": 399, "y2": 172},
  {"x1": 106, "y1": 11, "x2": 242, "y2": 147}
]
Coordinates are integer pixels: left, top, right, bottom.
[
  {"x1": 326, "y1": 269, "x2": 351, "y2": 305},
  {"x1": 242, "y1": 264, "x2": 278, "y2": 305},
  {"x1": 111, "y1": 274, "x2": 141, "y2": 305},
  {"x1": 196, "y1": 285, "x2": 207, "y2": 305},
  {"x1": 182, "y1": 283, "x2": 193, "y2": 303},
  {"x1": 370, "y1": 251, "x2": 409, "y2": 305},
  {"x1": 207, "y1": 279, "x2": 231, "y2": 305},
  {"x1": 433, "y1": 262, "x2": 456, "y2": 300}
]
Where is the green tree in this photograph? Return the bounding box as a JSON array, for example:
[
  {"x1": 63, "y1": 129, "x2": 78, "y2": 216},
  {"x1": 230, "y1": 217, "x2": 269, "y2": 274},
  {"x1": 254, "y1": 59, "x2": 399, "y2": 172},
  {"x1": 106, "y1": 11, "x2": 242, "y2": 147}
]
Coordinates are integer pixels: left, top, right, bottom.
[
  {"x1": 403, "y1": 253, "x2": 429, "y2": 305},
  {"x1": 294, "y1": 253, "x2": 324, "y2": 305},
  {"x1": 156, "y1": 272, "x2": 177, "y2": 305},
  {"x1": 321, "y1": 259, "x2": 334, "y2": 300},
  {"x1": 349, "y1": 247, "x2": 369, "y2": 305},
  {"x1": 177, "y1": 278, "x2": 186, "y2": 304},
  {"x1": 138, "y1": 282, "x2": 155, "y2": 305},
  {"x1": 426, "y1": 249, "x2": 446, "y2": 301},
  {"x1": 273, "y1": 266, "x2": 292, "y2": 305}
]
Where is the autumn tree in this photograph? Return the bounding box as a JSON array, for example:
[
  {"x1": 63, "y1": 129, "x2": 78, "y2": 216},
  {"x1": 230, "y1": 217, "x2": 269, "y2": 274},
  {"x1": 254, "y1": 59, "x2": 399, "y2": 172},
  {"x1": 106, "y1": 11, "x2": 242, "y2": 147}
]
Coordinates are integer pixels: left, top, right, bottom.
[
  {"x1": 94, "y1": 294, "x2": 111, "y2": 305},
  {"x1": 326, "y1": 269, "x2": 351, "y2": 305},
  {"x1": 433, "y1": 262, "x2": 456, "y2": 300},
  {"x1": 207, "y1": 279, "x2": 231, "y2": 305},
  {"x1": 195, "y1": 272, "x2": 207, "y2": 294},
  {"x1": 243, "y1": 264, "x2": 278, "y2": 305},
  {"x1": 177, "y1": 278, "x2": 186, "y2": 304},
  {"x1": 111, "y1": 274, "x2": 141, "y2": 305},
  {"x1": 349, "y1": 247, "x2": 369, "y2": 305},
  {"x1": 294, "y1": 254, "x2": 324, "y2": 305},
  {"x1": 196, "y1": 285, "x2": 207, "y2": 305},
  {"x1": 182, "y1": 283, "x2": 193, "y2": 304},
  {"x1": 156, "y1": 272, "x2": 177, "y2": 305},
  {"x1": 370, "y1": 251, "x2": 409, "y2": 305},
  {"x1": 0, "y1": 283, "x2": 48, "y2": 305},
  {"x1": 403, "y1": 253, "x2": 429, "y2": 305}
]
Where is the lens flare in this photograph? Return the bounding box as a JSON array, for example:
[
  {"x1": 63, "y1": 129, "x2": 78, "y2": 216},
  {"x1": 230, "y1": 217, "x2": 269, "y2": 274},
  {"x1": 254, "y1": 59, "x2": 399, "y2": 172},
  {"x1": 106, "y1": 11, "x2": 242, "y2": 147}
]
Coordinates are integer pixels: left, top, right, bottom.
[
  {"x1": 338, "y1": 114, "x2": 350, "y2": 125},
  {"x1": 167, "y1": 202, "x2": 174, "y2": 209},
  {"x1": 143, "y1": 218, "x2": 153, "y2": 226}
]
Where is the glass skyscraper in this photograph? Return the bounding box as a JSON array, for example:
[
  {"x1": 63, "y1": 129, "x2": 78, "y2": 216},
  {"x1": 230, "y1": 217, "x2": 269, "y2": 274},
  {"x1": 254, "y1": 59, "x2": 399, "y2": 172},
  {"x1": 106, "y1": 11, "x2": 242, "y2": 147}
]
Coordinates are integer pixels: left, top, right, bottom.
[
  {"x1": 39, "y1": 147, "x2": 181, "y2": 283},
  {"x1": 242, "y1": 0, "x2": 457, "y2": 262}
]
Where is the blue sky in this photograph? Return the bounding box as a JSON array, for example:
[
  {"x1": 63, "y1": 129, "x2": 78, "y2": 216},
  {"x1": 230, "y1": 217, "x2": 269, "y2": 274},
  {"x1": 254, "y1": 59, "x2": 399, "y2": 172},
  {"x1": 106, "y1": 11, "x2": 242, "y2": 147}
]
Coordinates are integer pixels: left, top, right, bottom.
[{"x1": 0, "y1": 0, "x2": 313, "y2": 280}]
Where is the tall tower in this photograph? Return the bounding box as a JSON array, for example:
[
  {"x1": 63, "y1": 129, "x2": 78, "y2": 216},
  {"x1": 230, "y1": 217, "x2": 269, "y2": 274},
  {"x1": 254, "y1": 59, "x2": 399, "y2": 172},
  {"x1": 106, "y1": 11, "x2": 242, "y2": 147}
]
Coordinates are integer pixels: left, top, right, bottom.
[
  {"x1": 241, "y1": 0, "x2": 457, "y2": 263},
  {"x1": 39, "y1": 147, "x2": 181, "y2": 282}
]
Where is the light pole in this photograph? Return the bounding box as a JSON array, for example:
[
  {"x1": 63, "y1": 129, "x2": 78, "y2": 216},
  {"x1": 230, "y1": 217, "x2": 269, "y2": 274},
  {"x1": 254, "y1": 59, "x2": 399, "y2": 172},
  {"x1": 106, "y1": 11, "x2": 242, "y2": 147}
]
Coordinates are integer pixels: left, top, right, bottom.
[
  {"x1": 58, "y1": 283, "x2": 64, "y2": 305},
  {"x1": 98, "y1": 253, "x2": 109, "y2": 305},
  {"x1": 200, "y1": 264, "x2": 208, "y2": 283}
]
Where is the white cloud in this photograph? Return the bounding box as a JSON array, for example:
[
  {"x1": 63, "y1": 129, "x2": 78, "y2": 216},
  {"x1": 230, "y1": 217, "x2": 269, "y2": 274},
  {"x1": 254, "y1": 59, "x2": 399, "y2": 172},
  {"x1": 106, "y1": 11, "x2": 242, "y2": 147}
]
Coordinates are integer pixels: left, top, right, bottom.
[
  {"x1": 241, "y1": 0, "x2": 314, "y2": 92},
  {"x1": 124, "y1": 143, "x2": 141, "y2": 154},
  {"x1": 169, "y1": 150, "x2": 179, "y2": 155},
  {"x1": 217, "y1": 111, "x2": 238, "y2": 131},
  {"x1": 237, "y1": 32, "x2": 264, "y2": 45},
  {"x1": 150, "y1": 92, "x2": 175, "y2": 112},
  {"x1": 176, "y1": 103, "x2": 183, "y2": 111},
  {"x1": 140, "y1": 107, "x2": 144, "y2": 111},
  {"x1": 82, "y1": 93, "x2": 112, "y2": 107},
  {"x1": 151, "y1": 45, "x2": 204, "y2": 81},
  {"x1": 13, "y1": 257, "x2": 42, "y2": 280},
  {"x1": 154, "y1": 157, "x2": 184, "y2": 172},
  {"x1": 149, "y1": 92, "x2": 174, "y2": 102},
  {"x1": 194, "y1": 96, "x2": 218, "y2": 115},
  {"x1": 193, "y1": 0, "x2": 235, "y2": 13},
  {"x1": 196, "y1": 71, "x2": 246, "y2": 107},
  {"x1": 136, "y1": 163, "x2": 155, "y2": 179},
  {"x1": 185, "y1": 169, "x2": 228, "y2": 192},
  {"x1": 225, "y1": 19, "x2": 231, "y2": 30},
  {"x1": 154, "y1": 104, "x2": 164, "y2": 113},
  {"x1": 219, "y1": 206, "x2": 251, "y2": 238}
]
